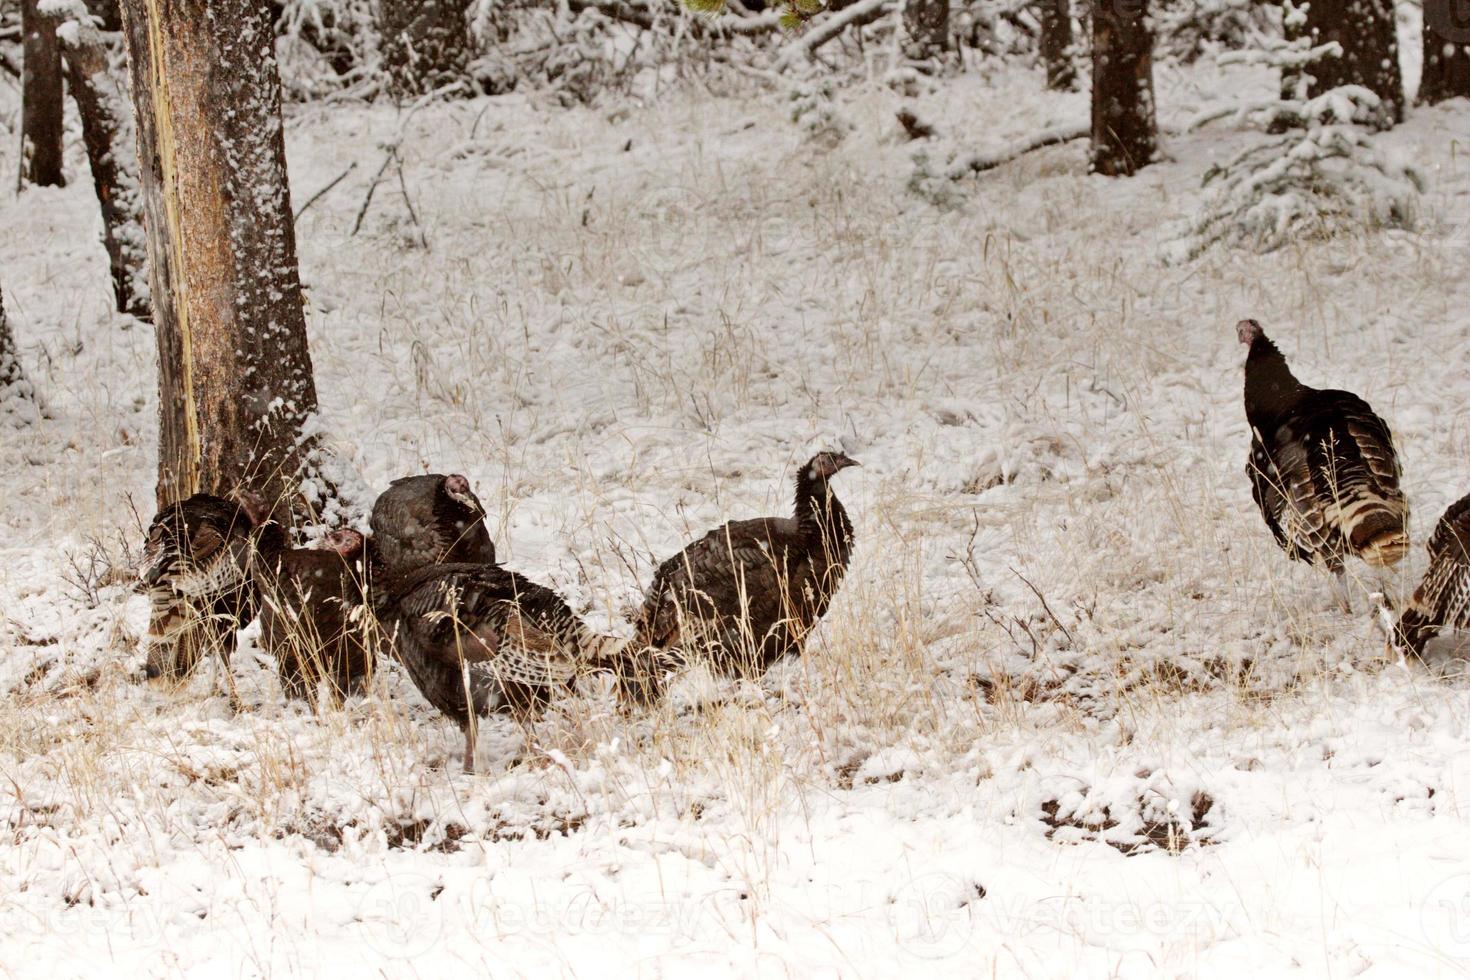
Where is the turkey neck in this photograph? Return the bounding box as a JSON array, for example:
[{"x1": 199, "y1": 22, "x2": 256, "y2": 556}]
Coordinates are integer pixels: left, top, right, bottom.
[
  {"x1": 794, "y1": 470, "x2": 852, "y2": 553},
  {"x1": 249, "y1": 520, "x2": 291, "y2": 573},
  {"x1": 1244, "y1": 334, "x2": 1306, "y2": 427}
]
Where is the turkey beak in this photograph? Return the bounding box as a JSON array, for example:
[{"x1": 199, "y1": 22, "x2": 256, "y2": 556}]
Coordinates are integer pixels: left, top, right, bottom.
[{"x1": 838, "y1": 455, "x2": 861, "y2": 471}]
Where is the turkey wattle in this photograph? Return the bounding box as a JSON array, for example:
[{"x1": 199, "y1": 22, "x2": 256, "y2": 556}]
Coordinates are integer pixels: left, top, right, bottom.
[
  {"x1": 632, "y1": 451, "x2": 859, "y2": 678},
  {"x1": 1239, "y1": 318, "x2": 1408, "y2": 611}
]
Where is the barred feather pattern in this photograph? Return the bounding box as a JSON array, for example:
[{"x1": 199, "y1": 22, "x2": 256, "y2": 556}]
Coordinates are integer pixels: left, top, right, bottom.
[
  {"x1": 380, "y1": 562, "x2": 617, "y2": 729},
  {"x1": 1395, "y1": 495, "x2": 1470, "y2": 657},
  {"x1": 138, "y1": 494, "x2": 257, "y2": 679},
  {"x1": 1245, "y1": 338, "x2": 1408, "y2": 572}
]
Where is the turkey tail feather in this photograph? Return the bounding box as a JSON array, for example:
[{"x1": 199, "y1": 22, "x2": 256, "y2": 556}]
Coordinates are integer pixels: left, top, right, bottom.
[{"x1": 1349, "y1": 502, "x2": 1409, "y2": 568}]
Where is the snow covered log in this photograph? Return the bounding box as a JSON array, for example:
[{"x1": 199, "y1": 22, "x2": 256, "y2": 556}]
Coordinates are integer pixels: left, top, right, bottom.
[
  {"x1": 118, "y1": 0, "x2": 326, "y2": 511},
  {"x1": 59, "y1": 16, "x2": 150, "y2": 320},
  {"x1": 775, "y1": 0, "x2": 896, "y2": 69}
]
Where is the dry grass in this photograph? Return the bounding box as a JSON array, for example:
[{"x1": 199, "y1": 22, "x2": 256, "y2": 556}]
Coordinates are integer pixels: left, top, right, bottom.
[{"x1": 2, "y1": 70, "x2": 1470, "y2": 970}]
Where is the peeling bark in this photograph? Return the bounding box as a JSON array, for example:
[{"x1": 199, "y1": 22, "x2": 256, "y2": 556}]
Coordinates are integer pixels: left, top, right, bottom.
[{"x1": 118, "y1": 0, "x2": 325, "y2": 511}]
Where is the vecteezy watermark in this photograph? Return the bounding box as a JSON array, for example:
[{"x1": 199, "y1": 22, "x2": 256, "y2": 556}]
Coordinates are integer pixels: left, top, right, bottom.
[
  {"x1": 1422, "y1": 873, "x2": 1470, "y2": 958},
  {"x1": 885, "y1": 873, "x2": 980, "y2": 960},
  {"x1": 1426, "y1": 0, "x2": 1470, "y2": 44},
  {"x1": 355, "y1": 873, "x2": 445, "y2": 959}
]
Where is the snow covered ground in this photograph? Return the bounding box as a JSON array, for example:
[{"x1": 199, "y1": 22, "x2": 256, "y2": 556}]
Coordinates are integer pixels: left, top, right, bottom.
[{"x1": 4, "y1": 55, "x2": 1470, "y2": 976}]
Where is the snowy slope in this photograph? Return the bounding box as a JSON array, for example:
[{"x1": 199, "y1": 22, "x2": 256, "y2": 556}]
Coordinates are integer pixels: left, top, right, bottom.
[{"x1": 3, "y1": 61, "x2": 1470, "y2": 976}]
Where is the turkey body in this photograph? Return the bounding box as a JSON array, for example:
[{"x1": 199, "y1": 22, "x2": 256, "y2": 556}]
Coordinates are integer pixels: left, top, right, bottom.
[
  {"x1": 1240, "y1": 320, "x2": 1407, "y2": 604},
  {"x1": 139, "y1": 493, "x2": 258, "y2": 680},
  {"x1": 633, "y1": 452, "x2": 858, "y2": 677},
  {"x1": 248, "y1": 523, "x2": 373, "y2": 704},
  {"x1": 1394, "y1": 495, "x2": 1470, "y2": 658},
  {"x1": 377, "y1": 560, "x2": 615, "y2": 772},
  {"x1": 369, "y1": 474, "x2": 496, "y2": 572}
]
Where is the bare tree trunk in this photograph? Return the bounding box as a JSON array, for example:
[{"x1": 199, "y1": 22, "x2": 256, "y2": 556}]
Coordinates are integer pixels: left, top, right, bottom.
[
  {"x1": 0, "y1": 286, "x2": 43, "y2": 424},
  {"x1": 378, "y1": 0, "x2": 474, "y2": 97},
  {"x1": 19, "y1": 0, "x2": 66, "y2": 190},
  {"x1": 1421, "y1": 0, "x2": 1470, "y2": 104},
  {"x1": 903, "y1": 0, "x2": 949, "y2": 59},
  {"x1": 1039, "y1": 0, "x2": 1076, "y2": 90},
  {"x1": 118, "y1": 0, "x2": 326, "y2": 512},
  {"x1": 1090, "y1": 0, "x2": 1158, "y2": 176},
  {"x1": 61, "y1": 21, "x2": 150, "y2": 320},
  {"x1": 1280, "y1": 0, "x2": 1303, "y2": 101},
  {"x1": 1303, "y1": 0, "x2": 1403, "y2": 127}
]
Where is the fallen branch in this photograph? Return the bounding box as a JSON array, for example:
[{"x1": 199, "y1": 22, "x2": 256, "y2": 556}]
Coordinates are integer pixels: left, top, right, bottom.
[
  {"x1": 942, "y1": 104, "x2": 1251, "y2": 181},
  {"x1": 945, "y1": 122, "x2": 1089, "y2": 178},
  {"x1": 570, "y1": 0, "x2": 783, "y2": 36},
  {"x1": 294, "y1": 161, "x2": 357, "y2": 223},
  {"x1": 776, "y1": 0, "x2": 895, "y2": 68}
]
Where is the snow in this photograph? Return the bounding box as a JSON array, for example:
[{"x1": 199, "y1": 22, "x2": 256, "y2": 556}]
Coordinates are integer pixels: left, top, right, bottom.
[{"x1": 4, "y1": 53, "x2": 1470, "y2": 976}]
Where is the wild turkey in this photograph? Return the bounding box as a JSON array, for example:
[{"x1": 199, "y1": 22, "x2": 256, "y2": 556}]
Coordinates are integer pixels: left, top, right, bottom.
[
  {"x1": 632, "y1": 451, "x2": 859, "y2": 678},
  {"x1": 1239, "y1": 319, "x2": 1408, "y2": 611},
  {"x1": 139, "y1": 493, "x2": 258, "y2": 680},
  {"x1": 369, "y1": 474, "x2": 496, "y2": 572},
  {"x1": 246, "y1": 515, "x2": 374, "y2": 705},
  {"x1": 376, "y1": 560, "x2": 634, "y2": 773},
  {"x1": 1391, "y1": 494, "x2": 1470, "y2": 658}
]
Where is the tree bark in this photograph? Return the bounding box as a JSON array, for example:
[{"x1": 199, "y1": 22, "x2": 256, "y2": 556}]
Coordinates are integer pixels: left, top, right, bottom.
[
  {"x1": 1039, "y1": 0, "x2": 1076, "y2": 90},
  {"x1": 903, "y1": 0, "x2": 949, "y2": 59},
  {"x1": 19, "y1": 0, "x2": 66, "y2": 190},
  {"x1": 1303, "y1": 0, "x2": 1403, "y2": 127},
  {"x1": 1090, "y1": 0, "x2": 1158, "y2": 176},
  {"x1": 0, "y1": 285, "x2": 43, "y2": 424},
  {"x1": 378, "y1": 0, "x2": 475, "y2": 97},
  {"x1": 1421, "y1": 0, "x2": 1470, "y2": 104},
  {"x1": 61, "y1": 21, "x2": 150, "y2": 320},
  {"x1": 118, "y1": 0, "x2": 325, "y2": 512}
]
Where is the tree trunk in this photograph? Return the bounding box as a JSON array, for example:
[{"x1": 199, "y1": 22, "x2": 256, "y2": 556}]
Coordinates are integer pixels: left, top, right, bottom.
[
  {"x1": 903, "y1": 0, "x2": 950, "y2": 59},
  {"x1": 1303, "y1": 0, "x2": 1403, "y2": 127},
  {"x1": 1090, "y1": 0, "x2": 1158, "y2": 176},
  {"x1": 1280, "y1": 0, "x2": 1303, "y2": 101},
  {"x1": 378, "y1": 0, "x2": 474, "y2": 97},
  {"x1": 19, "y1": 0, "x2": 66, "y2": 190},
  {"x1": 118, "y1": 0, "x2": 325, "y2": 512},
  {"x1": 61, "y1": 22, "x2": 150, "y2": 320},
  {"x1": 0, "y1": 286, "x2": 43, "y2": 424},
  {"x1": 1421, "y1": 0, "x2": 1470, "y2": 104},
  {"x1": 1039, "y1": 0, "x2": 1076, "y2": 90}
]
